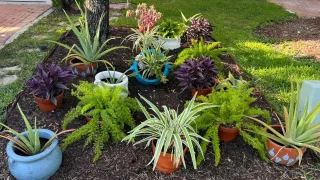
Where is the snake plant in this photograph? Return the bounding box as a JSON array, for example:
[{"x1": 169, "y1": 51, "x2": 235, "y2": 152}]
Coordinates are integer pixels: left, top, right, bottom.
[
  {"x1": 0, "y1": 104, "x2": 73, "y2": 155},
  {"x1": 245, "y1": 82, "x2": 320, "y2": 165},
  {"x1": 122, "y1": 93, "x2": 219, "y2": 170}
]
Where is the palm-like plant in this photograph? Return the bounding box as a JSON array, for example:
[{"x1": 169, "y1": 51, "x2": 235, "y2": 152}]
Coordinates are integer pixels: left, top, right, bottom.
[
  {"x1": 50, "y1": 2, "x2": 126, "y2": 66},
  {"x1": 123, "y1": 26, "x2": 159, "y2": 52},
  {"x1": 245, "y1": 82, "x2": 320, "y2": 165},
  {"x1": 0, "y1": 104, "x2": 72, "y2": 155},
  {"x1": 122, "y1": 94, "x2": 219, "y2": 170}
]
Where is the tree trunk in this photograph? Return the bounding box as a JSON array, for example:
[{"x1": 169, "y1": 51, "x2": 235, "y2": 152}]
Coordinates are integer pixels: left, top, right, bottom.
[{"x1": 84, "y1": 0, "x2": 109, "y2": 43}]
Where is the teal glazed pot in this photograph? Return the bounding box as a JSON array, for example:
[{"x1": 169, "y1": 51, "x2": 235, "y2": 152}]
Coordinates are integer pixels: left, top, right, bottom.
[{"x1": 6, "y1": 129, "x2": 62, "y2": 180}]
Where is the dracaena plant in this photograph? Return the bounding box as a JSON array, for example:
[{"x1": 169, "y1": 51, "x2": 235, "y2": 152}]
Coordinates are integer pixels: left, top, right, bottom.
[
  {"x1": 123, "y1": 26, "x2": 159, "y2": 52},
  {"x1": 122, "y1": 94, "x2": 219, "y2": 170},
  {"x1": 185, "y1": 17, "x2": 213, "y2": 42},
  {"x1": 50, "y1": 2, "x2": 126, "y2": 66},
  {"x1": 26, "y1": 63, "x2": 75, "y2": 105},
  {"x1": 245, "y1": 82, "x2": 320, "y2": 165},
  {"x1": 0, "y1": 104, "x2": 73, "y2": 155},
  {"x1": 126, "y1": 3, "x2": 162, "y2": 28},
  {"x1": 158, "y1": 19, "x2": 186, "y2": 39},
  {"x1": 175, "y1": 56, "x2": 219, "y2": 91},
  {"x1": 174, "y1": 38, "x2": 227, "y2": 68},
  {"x1": 135, "y1": 42, "x2": 172, "y2": 82}
]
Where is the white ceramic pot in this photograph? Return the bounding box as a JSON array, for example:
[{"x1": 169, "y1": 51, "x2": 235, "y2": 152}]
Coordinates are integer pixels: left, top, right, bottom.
[
  {"x1": 94, "y1": 71, "x2": 129, "y2": 97},
  {"x1": 159, "y1": 36, "x2": 181, "y2": 50}
]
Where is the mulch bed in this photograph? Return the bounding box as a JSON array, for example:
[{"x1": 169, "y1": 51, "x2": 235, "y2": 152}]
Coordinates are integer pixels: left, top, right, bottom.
[{"x1": 0, "y1": 27, "x2": 318, "y2": 180}]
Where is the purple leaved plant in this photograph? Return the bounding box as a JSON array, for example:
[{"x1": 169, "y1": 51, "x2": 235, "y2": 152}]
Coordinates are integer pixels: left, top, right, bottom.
[
  {"x1": 175, "y1": 56, "x2": 218, "y2": 91},
  {"x1": 186, "y1": 18, "x2": 213, "y2": 42},
  {"x1": 26, "y1": 63, "x2": 76, "y2": 105}
]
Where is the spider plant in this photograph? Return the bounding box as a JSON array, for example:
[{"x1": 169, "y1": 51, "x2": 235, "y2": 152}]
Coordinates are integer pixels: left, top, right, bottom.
[
  {"x1": 49, "y1": 2, "x2": 126, "y2": 66},
  {"x1": 0, "y1": 104, "x2": 73, "y2": 155},
  {"x1": 123, "y1": 26, "x2": 159, "y2": 52},
  {"x1": 245, "y1": 82, "x2": 320, "y2": 165},
  {"x1": 122, "y1": 93, "x2": 219, "y2": 170}
]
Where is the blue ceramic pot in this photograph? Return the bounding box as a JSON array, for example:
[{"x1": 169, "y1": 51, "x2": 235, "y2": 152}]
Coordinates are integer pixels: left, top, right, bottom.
[
  {"x1": 6, "y1": 129, "x2": 62, "y2": 180},
  {"x1": 130, "y1": 50, "x2": 172, "y2": 85}
]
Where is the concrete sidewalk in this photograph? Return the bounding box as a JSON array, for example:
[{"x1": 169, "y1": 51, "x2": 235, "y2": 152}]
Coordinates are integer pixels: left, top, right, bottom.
[{"x1": 268, "y1": 0, "x2": 320, "y2": 18}]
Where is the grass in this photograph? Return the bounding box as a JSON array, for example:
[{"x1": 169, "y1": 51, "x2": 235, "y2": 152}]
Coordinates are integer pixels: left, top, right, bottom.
[
  {"x1": 0, "y1": 12, "x2": 73, "y2": 122},
  {"x1": 112, "y1": 0, "x2": 320, "y2": 113}
]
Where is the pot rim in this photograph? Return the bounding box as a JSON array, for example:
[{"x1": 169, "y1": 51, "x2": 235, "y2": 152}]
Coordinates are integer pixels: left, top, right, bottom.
[
  {"x1": 33, "y1": 91, "x2": 64, "y2": 101},
  {"x1": 158, "y1": 36, "x2": 181, "y2": 41},
  {"x1": 69, "y1": 57, "x2": 99, "y2": 65},
  {"x1": 94, "y1": 71, "x2": 129, "y2": 87},
  {"x1": 6, "y1": 129, "x2": 58, "y2": 162},
  {"x1": 130, "y1": 61, "x2": 171, "y2": 83}
]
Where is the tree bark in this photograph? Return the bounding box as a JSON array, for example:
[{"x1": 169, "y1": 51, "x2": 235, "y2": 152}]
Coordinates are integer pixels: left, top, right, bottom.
[{"x1": 84, "y1": 0, "x2": 109, "y2": 43}]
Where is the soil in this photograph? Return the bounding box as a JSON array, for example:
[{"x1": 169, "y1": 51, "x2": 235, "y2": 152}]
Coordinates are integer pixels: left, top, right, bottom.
[
  {"x1": 255, "y1": 17, "x2": 320, "y2": 60},
  {"x1": 0, "y1": 27, "x2": 319, "y2": 180},
  {"x1": 14, "y1": 138, "x2": 48, "y2": 156}
]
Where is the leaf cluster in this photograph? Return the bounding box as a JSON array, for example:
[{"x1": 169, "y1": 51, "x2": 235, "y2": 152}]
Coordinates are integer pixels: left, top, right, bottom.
[{"x1": 158, "y1": 19, "x2": 186, "y2": 39}]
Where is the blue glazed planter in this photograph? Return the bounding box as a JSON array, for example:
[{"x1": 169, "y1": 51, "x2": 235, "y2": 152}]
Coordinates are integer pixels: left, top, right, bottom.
[
  {"x1": 6, "y1": 129, "x2": 62, "y2": 180},
  {"x1": 130, "y1": 50, "x2": 172, "y2": 85}
]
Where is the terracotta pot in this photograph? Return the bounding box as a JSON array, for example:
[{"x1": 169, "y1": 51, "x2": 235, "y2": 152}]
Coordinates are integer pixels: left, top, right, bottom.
[
  {"x1": 34, "y1": 91, "x2": 64, "y2": 112},
  {"x1": 218, "y1": 125, "x2": 239, "y2": 142},
  {"x1": 152, "y1": 140, "x2": 188, "y2": 173},
  {"x1": 69, "y1": 58, "x2": 98, "y2": 77},
  {"x1": 191, "y1": 87, "x2": 212, "y2": 98},
  {"x1": 139, "y1": 25, "x2": 145, "y2": 33},
  {"x1": 266, "y1": 125, "x2": 306, "y2": 166}
]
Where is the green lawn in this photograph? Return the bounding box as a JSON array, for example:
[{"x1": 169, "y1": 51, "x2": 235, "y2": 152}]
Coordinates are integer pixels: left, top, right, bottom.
[{"x1": 113, "y1": 0, "x2": 320, "y2": 113}]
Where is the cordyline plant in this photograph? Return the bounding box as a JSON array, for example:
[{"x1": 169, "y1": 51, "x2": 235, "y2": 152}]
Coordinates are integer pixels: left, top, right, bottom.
[
  {"x1": 185, "y1": 17, "x2": 213, "y2": 42},
  {"x1": 245, "y1": 82, "x2": 320, "y2": 165},
  {"x1": 126, "y1": 3, "x2": 162, "y2": 28},
  {"x1": 122, "y1": 94, "x2": 219, "y2": 170},
  {"x1": 175, "y1": 56, "x2": 218, "y2": 91},
  {"x1": 26, "y1": 63, "x2": 75, "y2": 105},
  {"x1": 0, "y1": 104, "x2": 73, "y2": 155},
  {"x1": 50, "y1": 2, "x2": 126, "y2": 66}
]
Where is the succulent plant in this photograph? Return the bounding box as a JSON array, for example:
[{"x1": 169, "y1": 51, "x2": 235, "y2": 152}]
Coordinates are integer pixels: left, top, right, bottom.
[
  {"x1": 175, "y1": 56, "x2": 218, "y2": 91},
  {"x1": 185, "y1": 18, "x2": 213, "y2": 42},
  {"x1": 26, "y1": 63, "x2": 75, "y2": 105}
]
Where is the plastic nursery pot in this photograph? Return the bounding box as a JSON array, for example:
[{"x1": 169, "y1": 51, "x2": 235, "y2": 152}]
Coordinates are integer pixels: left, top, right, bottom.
[
  {"x1": 130, "y1": 50, "x2": 172, "y2": 86},
  {"x1": 218, "y1": 125, "x2": 239, "y2": 142},
  {"x1": 152, "y1": 140, "x2": 188, "y2": 174},
  {"x1": 69, "y1": 58, "x2": 98, "y2": 77},
  {"x1": 191, "y1": 87, "x2": 213, "y2": 98},
  {"x1": 94, "y1": 71, "x2": 129, "y2": 97},
  {"x1": 266, "y1": 125, "x2": 306, "y2": 166},
  {"x1": 6, "y1": 129, "x2": 62, "y2": 180},
  {"x1": 159, "y1": 36, "x2": 181, "y2": 50},
  {"x1": 34, "y1": 91, "x2": 64, "y2": 112}
]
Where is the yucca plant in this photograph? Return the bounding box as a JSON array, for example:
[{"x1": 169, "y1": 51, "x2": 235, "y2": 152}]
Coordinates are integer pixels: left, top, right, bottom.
[
  {"x1": 123, "y1": 26, "x2": 159, "y2": 52},
  {"x1": 122, "y1": 93, "x2": 219, "y2": 170},
  {"x1": 50, "y1": 2, "x2": 126, "y2": 66},
  {"x1": 245, "y1": 82, "x2": 320, "y2": 165},
  {"x1": 0, "y1": 104, "x2": 72, "y2": 155}
]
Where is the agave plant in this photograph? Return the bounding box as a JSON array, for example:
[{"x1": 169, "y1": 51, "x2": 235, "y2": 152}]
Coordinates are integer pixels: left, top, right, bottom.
[
  {"x1": 50, "y1": 2, "x2": 126, "y2": 66},
  {"x1": 0, "y1": 104, "x2": 73, "y2": 155},
  {"x1": 122, "y1": 94, "x2": 219, "y2": 170},
  {"x1": 123, "y1": 26, "x2": 159, "y2": 52},
  {"x1": 245, "y1": 82, "x2": 320, "y2": 165}
]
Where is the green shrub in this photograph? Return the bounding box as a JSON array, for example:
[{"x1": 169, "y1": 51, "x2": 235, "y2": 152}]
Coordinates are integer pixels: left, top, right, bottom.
[
  {"x1": 174, "y1": 39, "x2": 227, "y2": 68},
  {"x1": 62, "y1": 81, "x2": 140, "y2": 162},
  {"x1": 195, "y1": 82, "x2": 271, "y2": 166}
]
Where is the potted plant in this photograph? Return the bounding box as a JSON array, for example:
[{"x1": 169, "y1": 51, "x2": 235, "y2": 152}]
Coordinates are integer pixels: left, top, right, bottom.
[
  {"x1": 126, "y1": 3, "x2": 162, "y2": 32},
  {"x1": 122, "y1": 94, "x2": 218, "y2": 173},
  {"x1": 62, "y1": 81, "x2": 140, "y2": 162},
  {"x1": 215, "y1": 72, "x2": 247, "y2": 91},
  {"x1": 195, "y1": 81, "x2": 271, "y2": 166},
  {"x1": 26, "y1": 63, "x2": 75, "y2": 111},
  {"x1": 0, "y1": 104, "x2": 72, "y2": 180},
  {"x1": 245, "y1": 82, "x2": 320, "y2": 166},
  {"x1": 130, "y1": 42, "x2": 172, "y2": 85},
  {"x1": 175, "y1": 56, "x2": 219, "y2": 97},
  {"x1": 158, "y1": 19, "x2": 186, "y2": 50},
  {"x1": 185, "y1": 17, "x2": 213, "y2": 42},
  {"x1": 123, "y1": 26, "x2": 159, "y2": 53},
  {"x1": 50, "y1": 3, "x2": 126, "y2": 77},
  {"x1": 174, "y1": 39, "x2": 227, "y2": 68}
]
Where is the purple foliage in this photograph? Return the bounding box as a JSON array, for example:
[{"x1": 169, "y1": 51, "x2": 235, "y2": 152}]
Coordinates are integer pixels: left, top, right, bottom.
[
  {"x1": 186, "y1": 18, "x2": 213, "y2": 41},
  {"x1": 26, "y1": 63, "x2": 75, "y2": 103},
  {"x1": 175, "y1": 56, "x2": 218, "y2": 91}
]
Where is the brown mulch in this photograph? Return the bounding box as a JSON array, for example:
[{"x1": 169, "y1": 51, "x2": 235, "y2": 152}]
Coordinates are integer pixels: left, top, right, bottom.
[
  {"x1": 255, "y1": 17, "x2": 320, "y2": 60},
  {"x1": 0, "y1": 27, "x2": 319, "y2": 180}
]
